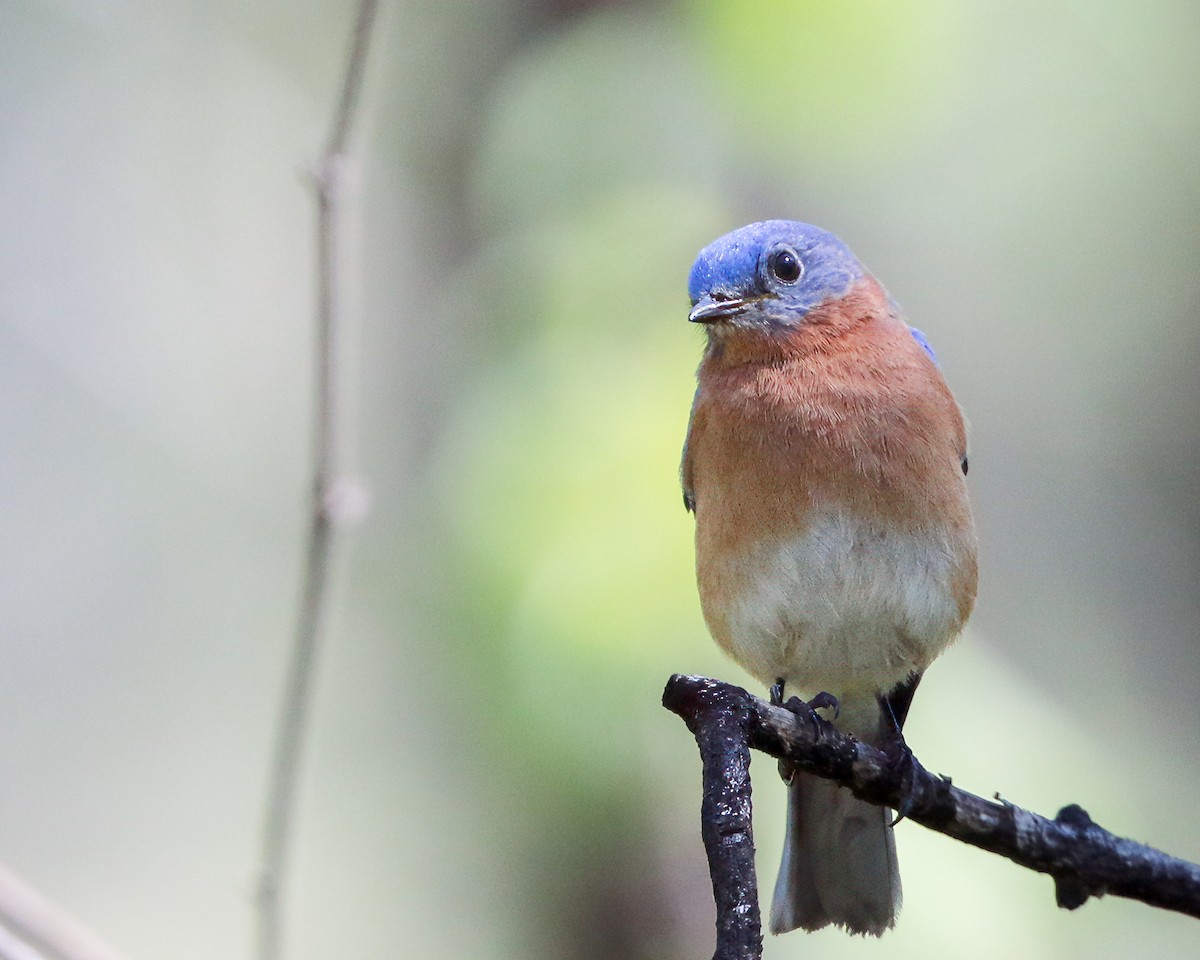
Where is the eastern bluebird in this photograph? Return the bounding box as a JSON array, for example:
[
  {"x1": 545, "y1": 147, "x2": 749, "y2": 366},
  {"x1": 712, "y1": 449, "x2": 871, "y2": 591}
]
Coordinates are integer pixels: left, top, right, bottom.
[{"x1": 681, "y1": 221, "x2": 977, "y2": 936}]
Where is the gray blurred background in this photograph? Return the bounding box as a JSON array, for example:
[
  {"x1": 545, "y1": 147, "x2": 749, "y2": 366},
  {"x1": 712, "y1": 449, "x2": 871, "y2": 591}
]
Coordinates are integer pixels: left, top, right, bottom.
[{"x1": 2, "y1": 1, "x2": 1198, "y2": 958}]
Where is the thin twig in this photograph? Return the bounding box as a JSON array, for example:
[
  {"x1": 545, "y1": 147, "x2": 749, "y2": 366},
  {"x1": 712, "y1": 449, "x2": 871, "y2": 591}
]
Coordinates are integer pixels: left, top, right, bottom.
[
  {"x1": 663, "y1": 674, "x2": 1200, "y2": 959},
  {"x1": 0, "y1": 862, "x2": 131, "y2": 960},
  {"x1": 0, "y1": 924, "x2": 43, "y2": 960},
  {"x1": 255, "y1": 4, "x2": 380, "y2": 960}
]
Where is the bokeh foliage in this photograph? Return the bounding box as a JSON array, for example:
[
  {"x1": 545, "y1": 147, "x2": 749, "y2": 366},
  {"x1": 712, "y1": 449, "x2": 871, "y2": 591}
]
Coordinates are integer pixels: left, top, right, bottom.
[{"x1": 2, "y1": 1, "x2": 1199, "y2": 959}]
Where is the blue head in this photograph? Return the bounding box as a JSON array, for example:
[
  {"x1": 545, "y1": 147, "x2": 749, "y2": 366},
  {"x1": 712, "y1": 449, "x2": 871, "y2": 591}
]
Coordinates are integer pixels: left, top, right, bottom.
[{"x1": 687, "y1": 220, "x2": 865, "y2": 329}]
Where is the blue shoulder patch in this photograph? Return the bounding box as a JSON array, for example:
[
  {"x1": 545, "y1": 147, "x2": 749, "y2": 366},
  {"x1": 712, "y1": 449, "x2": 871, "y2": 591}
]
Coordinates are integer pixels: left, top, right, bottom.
[{"x1": 909, "y1": 326, "x2": 938, "y2": 366}]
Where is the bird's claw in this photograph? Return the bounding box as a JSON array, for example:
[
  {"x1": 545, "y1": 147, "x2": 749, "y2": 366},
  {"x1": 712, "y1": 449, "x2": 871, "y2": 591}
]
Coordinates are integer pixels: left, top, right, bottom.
[
  {"x1": 771, "y1": 680, "x2": 839, "y2": 720},
  {"x1": 808, "y1": 690, "x2": 840, "y2": 719},
  {"x1": 881, "y1": 730, "x2": 920, "y2": 826},
  {"x1": 770, "y1": 681, "x2": 841, "y2": 785}
]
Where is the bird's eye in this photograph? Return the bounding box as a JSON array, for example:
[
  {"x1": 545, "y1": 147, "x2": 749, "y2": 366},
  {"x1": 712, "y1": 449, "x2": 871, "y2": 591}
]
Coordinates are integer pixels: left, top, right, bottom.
[{"x1": 768, "y1": 246, "x2": 803, "y2": 284}]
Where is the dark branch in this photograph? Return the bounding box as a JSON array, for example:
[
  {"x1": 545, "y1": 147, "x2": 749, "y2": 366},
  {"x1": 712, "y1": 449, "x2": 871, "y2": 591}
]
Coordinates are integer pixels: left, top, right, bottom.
[
  {"x1": 663, "y1": 674, "x2": 1200, "y2": 959},
  {"x1": 672, "y1": 680, "x2": 762, "y2": 960}
]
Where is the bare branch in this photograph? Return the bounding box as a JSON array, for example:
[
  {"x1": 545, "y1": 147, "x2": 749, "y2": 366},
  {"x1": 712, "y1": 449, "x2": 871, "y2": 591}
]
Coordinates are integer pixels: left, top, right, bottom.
[
  {"x1": 681, "y1": 689, "x2": 761, "y2": 960},
  {"x1": 663, "y1": 674, "x2": 1200, "y2": 959},
  {"x1": 0, "y1": 862, "x2": 131, "y2": 960},
  {"x1": 255, "y1": 4, "x2": 380, "y2": 960}
]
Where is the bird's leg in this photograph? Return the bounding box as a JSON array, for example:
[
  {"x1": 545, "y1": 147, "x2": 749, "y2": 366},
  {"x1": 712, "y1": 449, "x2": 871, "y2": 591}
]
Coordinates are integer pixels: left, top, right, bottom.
[
  {"x1": 770, "y1": 679, "x2": 840, "y2": 784},
  {"x1": 769, "y1": 678, "x2": 786, "y2": 708},
  {"x1": 770, "y1": 679, "x2": 797, "y2": 784},
  {"x1": 878, "y1": 693, "x2": 919, "y2": 825}
]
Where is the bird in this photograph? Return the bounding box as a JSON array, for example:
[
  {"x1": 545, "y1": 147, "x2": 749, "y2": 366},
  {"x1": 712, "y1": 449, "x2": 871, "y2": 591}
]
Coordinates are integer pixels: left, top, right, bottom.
[{"x1": 681, "y1": 220, "x2": 977, "y2": 936}]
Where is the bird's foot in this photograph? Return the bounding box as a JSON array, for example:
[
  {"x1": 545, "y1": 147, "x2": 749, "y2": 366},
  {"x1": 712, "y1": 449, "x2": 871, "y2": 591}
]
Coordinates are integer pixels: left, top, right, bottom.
[
  {"x1": 808, "y1": 690, "x2": 840, "y2": 720},
  {"x1": 770, "y1": 679, "x2": 840, "y2": 718},
  {"x1": 884, "y1": 740, "x2": 919, "y2": 826},
  {"x1": 770, "y1": 680, "x2": 840, "y2": 785},
  {"x1": 877, "y1": 702, "x2": 920, "y2": 825}
]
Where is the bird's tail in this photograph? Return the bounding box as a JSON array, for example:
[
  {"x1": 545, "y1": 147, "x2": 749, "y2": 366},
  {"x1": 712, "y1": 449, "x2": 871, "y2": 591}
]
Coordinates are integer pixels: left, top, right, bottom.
[{"x1": 768, "y1": 771, "x2": 900, "y2": 936}]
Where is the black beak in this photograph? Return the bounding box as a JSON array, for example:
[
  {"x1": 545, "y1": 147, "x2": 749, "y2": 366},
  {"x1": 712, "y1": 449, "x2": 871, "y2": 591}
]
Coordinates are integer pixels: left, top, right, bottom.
[{"x1": 688, "y1": 295, "x2": 750, "y2": 324}]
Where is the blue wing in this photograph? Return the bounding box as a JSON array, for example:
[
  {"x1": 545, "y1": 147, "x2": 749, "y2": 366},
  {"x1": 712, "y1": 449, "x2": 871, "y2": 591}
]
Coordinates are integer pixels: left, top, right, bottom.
[{"x1": 909, "y1": 326, "x2": 938, "y2": 366}]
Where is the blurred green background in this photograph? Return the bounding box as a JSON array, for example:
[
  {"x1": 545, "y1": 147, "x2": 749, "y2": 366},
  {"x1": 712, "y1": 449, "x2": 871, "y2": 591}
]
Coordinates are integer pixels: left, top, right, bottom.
[{"x1": 2, "y1": 1, "x2": 1199, "y2": 958}]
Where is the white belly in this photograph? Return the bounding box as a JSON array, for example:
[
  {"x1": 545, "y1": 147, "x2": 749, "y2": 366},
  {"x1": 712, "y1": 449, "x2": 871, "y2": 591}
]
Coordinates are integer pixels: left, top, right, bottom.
[{"x1": 715, "y1": 510, "x2": 962, "y2": 697}]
